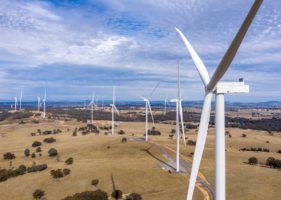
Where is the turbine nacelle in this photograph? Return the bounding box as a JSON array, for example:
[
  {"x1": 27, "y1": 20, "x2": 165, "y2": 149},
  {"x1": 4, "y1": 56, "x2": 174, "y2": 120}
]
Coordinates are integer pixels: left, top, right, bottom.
[{"x1": 216, "y1": 81, "x2": 249, "y2": 94}]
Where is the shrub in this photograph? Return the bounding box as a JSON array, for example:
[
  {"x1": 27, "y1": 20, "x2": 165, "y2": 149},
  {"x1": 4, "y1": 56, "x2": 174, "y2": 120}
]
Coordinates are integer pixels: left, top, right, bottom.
[
  {"x1": 27, "y1": 164, "x2": 48, "y2": 173},
  {"x1": 111, "y1": 190, "x2": 122, "y2": 199},
  {"x1": 36, "y1": 147, "x2": 42, "y2": 153},
  {"x1": 30, "y1": 132, "x2": 36, "y2": 136},
  {"x1": 148, "y1": 128, "x2": 161, "y2": 136},
  {"x1": 50, "y1": 169, "x2": 64, "y2": 179},
  {"x1": 62, "y1": 190, "x2": 108, "y2": 200},
  {"x1": 32, "y1": 141, "x2": 42, "y2": 147},
  {"x1": 3, "y1": 152, "x2": 16, "y2": 160},
  {"x1": 91, "y1": 179, "x2": 99, "y2": 186},
  {"x1": 31, "y1": 153, "x2": 36, "y2": 158},
  {"x1": 48, "y1": 148, "x2": 58, "y2": 157},
  {"x1": 63, "y1": 168, "x2": 71, "y2": 176},
  {"x1": 277, "y1": 150, "x2": 281, "y2": 154},
  {"x1": 33, "y1": 189, "x2": 45, "y2": 199},
  {"x1": 65, "y1": 157, "x2": 74, "y2": 165},
  {"x1": 24, "y1": 148, "x2": 30, "y2": 157},
  {"x1": 266, "y1": 157, "x2": 276, "y2": 168},
  {"x1": 241, "y1": 134, "x2": 247, "y2": 138},
  {"x1": 126, "y1": 193, "x2": 142, "y2": 200},
  {"x1": 121, "y1": 137, "x2": 127, "y2": 143},
  {"x1": 248, "y1": 157, "x2": 258, "y2": 165},
  {"x1": 0, "y1": 169, "x2": 9, "y2": 182},
  {"x1": 187, "y1": 140, "x2": 196, "y2": 146},
  {"x1": 18, "y1": 164, "x2": 27, "y2": 174},
  {"x1": 43, "y1": 137, "x2": 56, "y2": 143},
  {"x1": 118, "y1": 130, "x2": 125, "y2": 135},
  {"x1": 72, "y1": 128, "x2": 77, "y2": 136}
]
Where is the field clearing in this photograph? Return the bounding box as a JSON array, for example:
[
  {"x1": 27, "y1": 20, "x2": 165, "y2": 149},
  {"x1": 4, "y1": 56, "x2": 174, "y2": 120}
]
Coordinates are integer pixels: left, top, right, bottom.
[{"x1": 0, "y1": 118, "x2": 280, "y2": 199}]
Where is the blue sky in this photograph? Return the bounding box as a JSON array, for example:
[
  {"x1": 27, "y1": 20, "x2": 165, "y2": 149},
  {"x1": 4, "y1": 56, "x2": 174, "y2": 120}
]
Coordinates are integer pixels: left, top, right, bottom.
[{"x1": 0, "y1": 0, "x2": 280, "y2": 102}]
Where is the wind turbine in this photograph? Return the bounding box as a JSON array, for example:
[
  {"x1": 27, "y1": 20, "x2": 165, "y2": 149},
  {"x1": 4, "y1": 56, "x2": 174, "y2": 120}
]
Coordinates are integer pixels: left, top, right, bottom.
[
  {"x1": 176, "y1": 1, "x2": 262, "y2": 200},
  {"x1": 138, "y1": 83, "x2": 159, "y2": 142},
  {"x1": 14, "y1": 94, "x2": 17, "y2": 111},
  {"x1": 37, "y1": 96, "x2": 41, "y2": 113},
  {"x1": 110, "y1": 86, "x2": 119, "y2": 135},
  {"x1": 170, "y1": 63, "x2": 186, "y2": 172},
  {"x1": 90, "y1": 91, "x2": 96, "y2": 124},
  {"x1": 19, "y1": 90, "x2": 22, "y2": 110},
  {"x1": 42, "y1": 89, "x2": 46, "y2": 118}
]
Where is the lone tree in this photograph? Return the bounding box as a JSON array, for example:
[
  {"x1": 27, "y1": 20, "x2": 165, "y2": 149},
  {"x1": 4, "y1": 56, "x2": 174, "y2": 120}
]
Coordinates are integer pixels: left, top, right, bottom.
[
  {"x1": 248, "y1": 156, "x2": 258, "y2": 165},
  {"x1": 33, "y1": 189, "x2": 45, "y2": 199},
  {"x1": 48, "y1": 148, "x2": 58, "y2": 157},
  {"x1": 3, "y1": 152, "x2": 16, "y2": 160},
  {"x1": 24, "y1": 148, "x2": 30, "y2": 157}
]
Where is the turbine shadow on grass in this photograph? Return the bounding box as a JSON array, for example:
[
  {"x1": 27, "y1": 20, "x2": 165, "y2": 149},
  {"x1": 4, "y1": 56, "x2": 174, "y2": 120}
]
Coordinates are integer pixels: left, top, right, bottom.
[{"x1": 140, "y1": 145, "x2": 176, "y2": 171}]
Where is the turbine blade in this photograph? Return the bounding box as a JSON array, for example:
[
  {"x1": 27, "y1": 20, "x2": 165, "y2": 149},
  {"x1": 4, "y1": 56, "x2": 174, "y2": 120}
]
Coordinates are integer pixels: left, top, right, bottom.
[
  {"x1": 179, "y1": 101, "x2": 186, "y2": 145},
  {"x1": 149, "y1": 82, "x2": 160, "y2": 99},
  {"x1": 147, "y1": 100, "x2": 155, "y2": 125},
  {"x1": 207, "y1": 0, "x2": 263, "y2": 91},
  {"x1": 186, "y1": 92, "x2": 212, "y2": 200},
  {"x1": 113, "y1": 105, "x2": 120, "y2": 115},
  {"x1": 175, "y1": 28, "x2": 210, "y2": 87}
]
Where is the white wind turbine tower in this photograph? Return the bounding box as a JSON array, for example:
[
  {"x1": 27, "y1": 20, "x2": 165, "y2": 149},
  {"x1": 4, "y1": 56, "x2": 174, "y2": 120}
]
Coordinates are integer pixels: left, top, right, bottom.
[
  {"x1": 14, "y1": 94, "x2": 18, "y2": 111},
  {"x1": 37, "y1": 96, "x2": 41, "y2": 113},
  {"x1": 42, "y1": 89, "x2": 46, "y2": 118},
  {"x1": 19, "y1": 90, "x2": 22, "y2": 110},
  {"x1": 138, "y1": 83, "x2": 159, "y2": 142},
  {"x1": 90, "y1": 91, "x2": 96, "y2": 124},
  {"x1": 110, "y1": 87, "x2": 119, "y2": 135},
  {"x1": 170, "y1": 64, "x2": 186, "y2": 172},
  {"x1": 176, "y1": 1, "x2": 263, "y2": 200}
]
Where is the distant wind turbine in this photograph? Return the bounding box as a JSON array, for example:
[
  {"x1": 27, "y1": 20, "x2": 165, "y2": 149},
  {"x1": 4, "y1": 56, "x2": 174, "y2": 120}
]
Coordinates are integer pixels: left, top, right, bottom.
[
  {"x1": 19, "y1": 90, "x2": 22, "y2": 110},
  {"x1": 90, "y1": 91, "x2": 96, "y2": 124},
  {"x1": 42, "y1": 89, "x2": 46, "y2": 118},
  {"x1": 110, "y1": 87, "x2": 119, "y2": 135},
  {"x1": 138, "y1": 82, "x2": 159, "y2": 142},
  {"x1": 14, "y1": 94, "x2": 17, "y2": 111},
  {"x1": 37, "y1": 96, "x2": 41, "y2": 113},
  {"x1": 176, "y1": 0, "x2": 262, "y2": 199},
  {"x1": 170, "y1": 63, "x2": 186, "y2": 172}
]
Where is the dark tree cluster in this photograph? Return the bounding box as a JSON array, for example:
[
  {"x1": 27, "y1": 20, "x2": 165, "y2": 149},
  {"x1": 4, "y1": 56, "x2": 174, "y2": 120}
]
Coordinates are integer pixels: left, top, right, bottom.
[
  {"x1": 62, "y1": 190, "x2": 108, "y2": 200},
  {"x1": 118, "y1": 130, "x2": 125, "y2": 135},
  {"x1": 65, "y1": 157, "x2": 74, "y2": 165},
  {"x1": 187, "y1": 140, "x2": 196, "y2": 146},
  {"x1": 239, "y1": 147, "x2": 270, "y2": 152},
  {"x1": 3, "y1": 152, "x2": 16, "y2": 160},
  {"x1": 27, "y1": 164, "x2": 48, "y2": 173},
  {"x1": 125, "y1": 193, "x2": 142, "y2": 200},
  {"x1": 48, "y1": 148, "x2": 58, "y2": 157},
  {"x1": 248, "y1": 157, "x2": 258, "y2": 165},
  {"x1": 43, "y1": 129, "x2": 62, "y2": 135},
  {"x1": 0, "y1": 111, "x2": 33, "y2": 121},
  {"x1": 0, "y1": 164, "x2": 47, "y2": 182},
  {"x1": 266, "y1": 157, "x2": 281, "y2": 169},
  {"x1": 33, "y1": 189, "x2": 45, "y2": 200},
  {"x1": 225, "y1": 117, "x2": 281, "y2": 132},
  {"x1": 99, "y1": 125, "x2": 112, "y2": 130},
  {"x1": 32, "y1": 141, "x2": 42, "y2": 147},
  {"x1": 78, "y1": 124, "x2": 99, "y2": 135},
  {"x1": 43, "y1": 137, "x2": 56, "y2": 143},
  {"x1": 50, "y1": 168, "x2": 71, "y2": 179},
  {"x1": 147, "y1": 127, "x2": 161, "y2": 136}
]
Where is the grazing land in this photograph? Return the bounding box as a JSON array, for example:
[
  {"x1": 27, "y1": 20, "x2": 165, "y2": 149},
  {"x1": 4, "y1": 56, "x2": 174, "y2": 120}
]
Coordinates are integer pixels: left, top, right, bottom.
[{"x1": 0, "y1": 108, "x2": 281, "y2": 200}]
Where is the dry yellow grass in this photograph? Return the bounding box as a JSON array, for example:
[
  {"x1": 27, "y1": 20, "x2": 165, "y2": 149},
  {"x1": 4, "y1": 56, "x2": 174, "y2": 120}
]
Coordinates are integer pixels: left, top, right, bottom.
[{"x1": 0, "y1": 118, "x2": 280, "y2": 200}]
